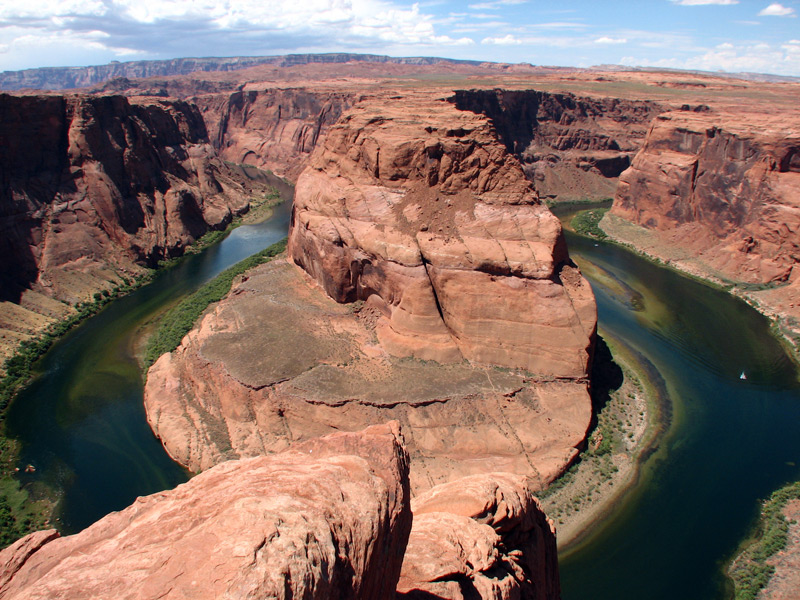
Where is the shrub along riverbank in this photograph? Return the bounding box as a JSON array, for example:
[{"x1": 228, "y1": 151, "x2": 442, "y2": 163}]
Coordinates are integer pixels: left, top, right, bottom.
[{"x1": 728, "y1": 480, "x2": 800, "y2": 600}]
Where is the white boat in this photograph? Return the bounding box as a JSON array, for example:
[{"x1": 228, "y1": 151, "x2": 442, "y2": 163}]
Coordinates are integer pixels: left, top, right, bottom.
[{"x1": 740, "y1": 371, "x2": 747, "y2": 380}]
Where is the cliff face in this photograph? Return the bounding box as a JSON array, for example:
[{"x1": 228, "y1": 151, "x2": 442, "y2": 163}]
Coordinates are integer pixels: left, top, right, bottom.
[
  {"x1": 144, "y1": 92, "x2": 594, "y2": 494},
  {"x1": 0, "y1": 423, "x2": 413, "y2": 600},
  {"x1": 612, "y1": 111, "x2": 800, "y2": 285},
  {"x1": 449, "y1": 89, "x2": 663, "y2": 201},
  {"x1": 0, "y1": 93, "x2": 260, "y2": 304},
  {"x1": 194, "y1": 89, "x2": 354, "y2": 180},
  {"x1": 289, "y1": 92, "x2": 596, "y2": 376}
]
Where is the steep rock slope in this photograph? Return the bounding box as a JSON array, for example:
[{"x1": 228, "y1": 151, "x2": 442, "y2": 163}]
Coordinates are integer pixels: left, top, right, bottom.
[
  {"x1": 398, "y1": 473, "x2": 559, "y2": 600},
  {"x1": 0, "y1": 423, "x2": 412, "y2": 600},
  {"x1": 0, "y1": 93, "x2": 268, "y2": 362},
  {"x1": 144, "y1": 92, "x2": 594, "y2": 494},
  {"x1": 449, "y1": 89, "x2": 663, "y2": 201},
  {"x1": 194, "y1": 88, "x2": 354, "y2": 180},
  {"x1": 289, "y1": 92, "x2": 596, "y2": 376},
  {"x1": 607, "y1": 110, "x2": 800, "y2": 327}
]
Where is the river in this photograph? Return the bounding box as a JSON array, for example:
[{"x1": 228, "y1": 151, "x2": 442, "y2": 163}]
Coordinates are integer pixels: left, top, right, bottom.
[
  {"x1": 558, "y1": 219, "x2": 800, "y2": 600},
  {"x1": 7, "y1": 199, "x2": 800, "y2": 599},
  {"x1": 6, "y1": 193, "x2": 293, "y2": 534}
]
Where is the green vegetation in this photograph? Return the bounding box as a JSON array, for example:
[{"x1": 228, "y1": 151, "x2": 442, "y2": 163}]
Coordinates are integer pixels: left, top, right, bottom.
[
  {"x1": 729, "y1": 480, "x2": 800, "y2": 600},
  {"x1": 571, "y1": 208, "x2": 609, "y2": 240},
  {"x1": 144, "y1": 238, "x2": 287, "y2": 367}
]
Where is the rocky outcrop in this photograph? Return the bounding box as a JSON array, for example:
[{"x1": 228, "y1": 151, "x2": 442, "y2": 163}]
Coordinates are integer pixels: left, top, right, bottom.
[
  {"x1": 612, "y1": 111, "x2": 800, "y2": 285},
  {"x1": 608, "y1": 110, "x2": 800, "y2": 330},
  {"x1": 397, "y1": 473, "x2": 559, "y2": 600},
  {"x1": 289, "y1": 92, "x2": 596, "y2": 376},
  {"x1": 0, "y1": 93, "x2": 266, "y2": 304},
  {"x1": 194, "y1": 89, "x2": 354, "y2": 180},
  {"x1": 144, "y1": 91, "x2": 594, "y2": 496},
  {"x1": 449, "y1": 89, "x2": 663, "y2": 201},
  {"x1": 0, "y1": 423, "x2": 412, "y2": 600}
]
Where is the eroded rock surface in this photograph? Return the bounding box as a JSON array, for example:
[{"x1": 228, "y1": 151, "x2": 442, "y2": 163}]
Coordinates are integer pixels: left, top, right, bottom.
[
  {"x1": 450, "y1": 89, "x2": 662, "y2": 202},
  {"x1": 609, "y1": 109, "x2": 800, "y2": 330},
  {"x1": 397, "y1": 473, "x2": 559, "y2": 600},
  {"x1": 289, "y1": 92, "x2": 596, "y2": 377},
  {"x1": 145, "y1": 92, "x2": 594, "y2": 494},
  {"x1": 145, "y1": 257, "x2": 592, "y2": 492},
  {"x1": 0, "y1": 423, "x2": 412, "y2": 600}
]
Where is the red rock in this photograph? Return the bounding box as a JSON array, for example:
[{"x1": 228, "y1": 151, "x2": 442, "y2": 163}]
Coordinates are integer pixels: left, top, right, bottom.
[
  {"x1": 195, "y1": 88, "x2": 354, "y2": 180},
  {"x1": 0, "y1": 423, "x2": 411, "y2": 600},
  {"x1": 288, "y1": 92, "x2": 596, "y2": 377},
  {"x1": 397, "y1": 473, "x2": 559, "y2": 600},
  {"x1": 0, "y1": 93, "x2": 264, "y2": 304}
]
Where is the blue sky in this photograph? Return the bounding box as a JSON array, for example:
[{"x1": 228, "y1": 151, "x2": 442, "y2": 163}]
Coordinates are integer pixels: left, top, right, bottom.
[{"x1": 1, "y1": 1, "x2": 798, "y2": 75}]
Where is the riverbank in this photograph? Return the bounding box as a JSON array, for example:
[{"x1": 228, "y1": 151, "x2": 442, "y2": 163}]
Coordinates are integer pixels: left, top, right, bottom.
[
  {"x1": 0, "y1": 188, "x2": 285, "y2": 547},
  {"x1": 539, "y1": 333, "x2": 663, "y2": 549},
  {"x1": 727, "y1": 480, "x2": 800, "y2": 600},
  {"x1": 599, "y1": 212, "x2": 800, "y2": 364}
]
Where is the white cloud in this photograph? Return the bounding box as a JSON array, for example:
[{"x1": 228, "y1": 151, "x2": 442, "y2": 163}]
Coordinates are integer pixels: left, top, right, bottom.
[
  {"x1": 595, "y1": 36, "x2": 627, "y2": 44},
  {"x1": 468, "y1": 0, "x2": 527, "y2": 9},
  {"x1": 758, "y1": 3, "x2": 796, "y2": 16},
  {"x1": 0, "y1": 0, "x2": 475, "y2": 70},
  {"x1": 672, "y1": 0, "x2": 738, "y2": 5},
  {"x1": 482, "y1": 34, "x2": 524, "y2": 45},
  {"x1": 621, "y1": 39, "x2": 800, "y2": 75}
]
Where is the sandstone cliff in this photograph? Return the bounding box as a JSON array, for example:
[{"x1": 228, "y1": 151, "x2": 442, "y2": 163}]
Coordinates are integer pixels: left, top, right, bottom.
[
  {"x1": 0, "y1": 93, "x2": 271, "y2": 363},
  {"x1": 607, "y1": 110, "x2": 800, "y2": 329},
  {"x1": 194, "y1": 88, "x2": 354, "y2": 180},
  {"x1": 449, "y1": 89, "x2": 662, "y2": 201},
  {"x1": 144, "y1": 92, "x2": 595, "y2": 495},
  {"x1": 0, "y1": 423, "x2": 412, "y2": 600},
  {"x1": 289, "y1": 92, "x2": 596, "y2": 376}
]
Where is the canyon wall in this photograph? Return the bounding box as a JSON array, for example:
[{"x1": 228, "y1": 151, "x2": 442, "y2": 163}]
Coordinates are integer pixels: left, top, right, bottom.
[
  {"x1": 607, "y1": 110, "x2": 800, "y2": 328},
  {"x1": 194, "y1": 89, "x2": 354, "y2": 180},
  {"x1": 0, "y1": 93, "x2": 275, "y2": 366},
  {"x1": 449, "y1": 89, "x2": 663, "y2": 201},
  {"x1": 0, "y1": 93, "x2": 266, "y2": 304}
]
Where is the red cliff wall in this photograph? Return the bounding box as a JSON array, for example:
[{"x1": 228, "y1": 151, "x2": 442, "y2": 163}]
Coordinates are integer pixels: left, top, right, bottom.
[{"x1": 0, "y1": 94, "x2": 260, "y2": 304}]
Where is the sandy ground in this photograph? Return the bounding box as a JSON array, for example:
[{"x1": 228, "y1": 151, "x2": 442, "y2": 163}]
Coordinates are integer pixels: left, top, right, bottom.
[{"x1": 761, "y1": 499, "x2": 800, "y2": 600}]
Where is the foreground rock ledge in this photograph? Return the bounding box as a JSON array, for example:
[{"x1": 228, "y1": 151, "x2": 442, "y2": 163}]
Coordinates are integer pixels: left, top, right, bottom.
[{"x1": 0, "y1": 423, "x2": 412, "y2": 600}]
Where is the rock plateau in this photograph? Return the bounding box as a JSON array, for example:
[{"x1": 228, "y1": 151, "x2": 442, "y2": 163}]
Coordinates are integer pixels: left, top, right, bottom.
[{"x1": 144, "y1": 91, "x2": 596, "y2": 495}]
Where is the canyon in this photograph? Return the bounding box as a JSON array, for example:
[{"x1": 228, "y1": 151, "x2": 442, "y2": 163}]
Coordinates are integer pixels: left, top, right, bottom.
[
  {"x1": 1, "y1": 56, "x2": 800, "y2": 599},
  {"x1": 0, "y1": 93, "x2": 278, "y2": 366}
]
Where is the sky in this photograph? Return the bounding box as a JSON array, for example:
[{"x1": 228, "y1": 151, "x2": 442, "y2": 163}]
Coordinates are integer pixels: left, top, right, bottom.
[{"x1": 1, "y1": 0, "x2": 799, "y2": 76}]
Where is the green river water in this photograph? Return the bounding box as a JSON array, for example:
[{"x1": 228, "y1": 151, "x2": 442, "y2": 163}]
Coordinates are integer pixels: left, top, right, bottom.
[{"x1": 6, "y1": 199, "x2": 800, "y2": 599}]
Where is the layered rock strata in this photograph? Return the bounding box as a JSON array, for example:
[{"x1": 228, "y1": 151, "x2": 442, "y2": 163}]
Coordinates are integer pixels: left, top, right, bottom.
[
  {"x1": 0, "y1": 93, "x2": 273, "y2": 363},
  {"x1": 397, "y1": 473, "x2": 559, "y2": 600},
  {"x1": 195, "y1": 88, "x2": 354, "y2": 180},
  {"x1": 608, "y1": 110, "x2": 800, "y2": 326},
  {"x1": 289, "y1": 92, "x2": 596, "y2": 376},
  {"x1": 0, "y1": 423, "x2": 412, "y2": 600},
  {"x1": 449, "y1": 89, "x2": 663, "y2": 201},
  {"x1": 145, "y1": 93, "x2": 595, "y2": 495}
]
